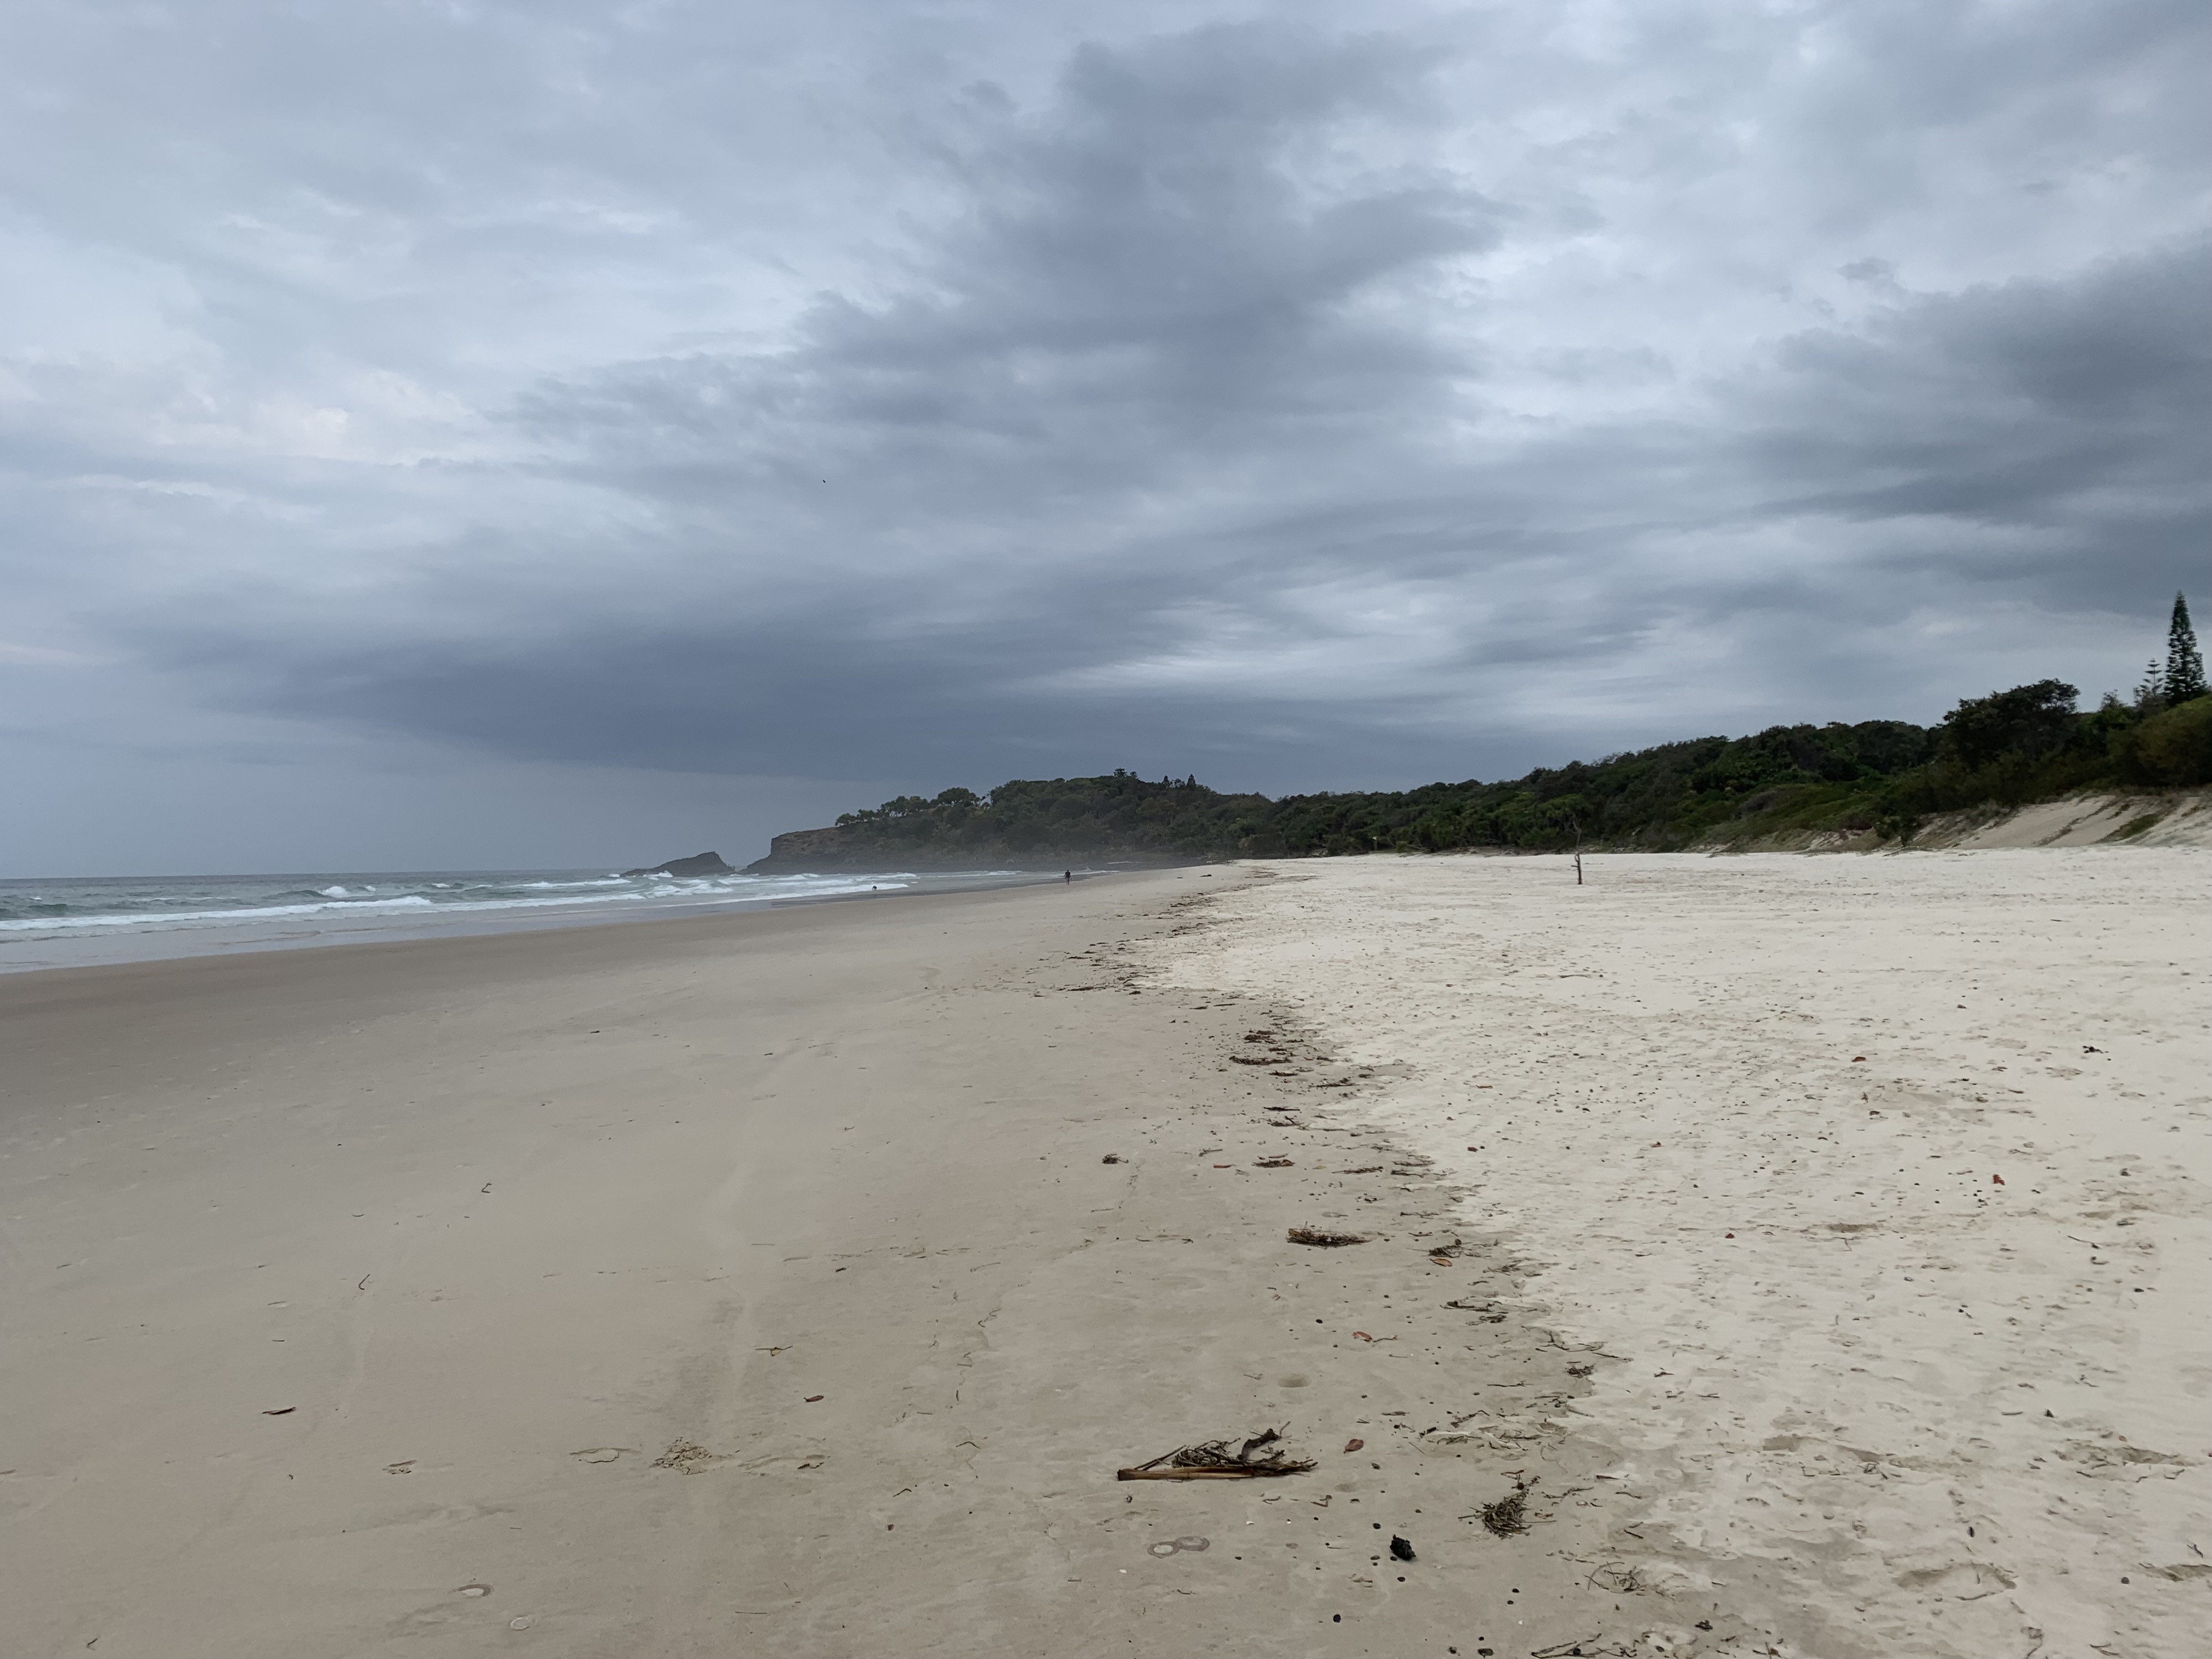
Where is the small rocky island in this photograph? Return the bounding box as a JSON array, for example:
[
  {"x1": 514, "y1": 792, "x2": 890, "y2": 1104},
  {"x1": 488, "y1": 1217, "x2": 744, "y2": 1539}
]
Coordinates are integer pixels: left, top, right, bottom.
[{"x1": 620, "y1": 851, "x2": 734, "y2": 878}]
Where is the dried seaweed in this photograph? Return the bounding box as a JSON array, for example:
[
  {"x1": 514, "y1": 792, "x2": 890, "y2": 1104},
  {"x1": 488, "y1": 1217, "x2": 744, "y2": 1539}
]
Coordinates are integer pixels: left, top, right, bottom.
[
  {"x1": 1117, "y1": 1427, "x2": 1316, "y2": 1481},
  {"x1": 1287, "y1": 1227, "x2": 1369, "y2": 1247},
  {"x1": 1478, "y1": 1480, "x2": 1531, "y2": 1536}
]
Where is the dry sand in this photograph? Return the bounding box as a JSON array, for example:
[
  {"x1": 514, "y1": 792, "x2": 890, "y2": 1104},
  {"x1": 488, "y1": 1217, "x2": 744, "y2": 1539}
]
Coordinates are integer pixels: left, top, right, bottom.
[
  {"x1": 1149, "y1": 850, "x2": 2212, "y2": 1658},
  {"x1": 7, "y1": 853, "x2": 2207, "y2": 1658}
]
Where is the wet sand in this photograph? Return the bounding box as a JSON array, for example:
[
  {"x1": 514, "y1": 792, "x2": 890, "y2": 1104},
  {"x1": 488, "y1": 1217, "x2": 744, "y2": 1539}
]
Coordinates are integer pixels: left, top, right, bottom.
[{"x1": 1, "y1": 871, "x2": 1615, "y2": 1658}]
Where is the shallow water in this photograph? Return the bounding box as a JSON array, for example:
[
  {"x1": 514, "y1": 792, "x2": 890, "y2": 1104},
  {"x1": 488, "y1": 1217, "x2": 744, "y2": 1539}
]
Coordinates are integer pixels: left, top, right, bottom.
[{"x1": 0, "y1": 864, "x2": 1048, "y2": 973}]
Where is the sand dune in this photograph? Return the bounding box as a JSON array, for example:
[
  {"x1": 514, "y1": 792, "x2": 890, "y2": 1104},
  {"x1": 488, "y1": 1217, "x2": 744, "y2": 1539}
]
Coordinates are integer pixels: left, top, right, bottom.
[
  {"x1": 1150, "y1": 849, "x2": 2212, "y2": 1657},
  {"x1": 1929, "y1": 792, "x2": 2212, "y2": 849}
]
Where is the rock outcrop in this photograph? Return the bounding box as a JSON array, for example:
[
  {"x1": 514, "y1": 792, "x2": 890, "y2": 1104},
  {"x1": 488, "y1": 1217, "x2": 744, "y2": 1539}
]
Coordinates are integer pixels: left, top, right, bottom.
[
  {"x1": 742, "y1": 827, "x2": 860, "y2": 872},
  {"x1": 620, "y1": 850, "x2": 735, "y2": 878}
]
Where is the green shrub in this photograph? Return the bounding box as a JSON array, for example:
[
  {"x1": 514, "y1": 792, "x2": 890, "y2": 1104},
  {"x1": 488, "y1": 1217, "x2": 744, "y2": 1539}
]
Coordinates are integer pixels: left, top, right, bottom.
[{"x1": 2130, "y1": 698, "x2": 2212, "y2": 786}]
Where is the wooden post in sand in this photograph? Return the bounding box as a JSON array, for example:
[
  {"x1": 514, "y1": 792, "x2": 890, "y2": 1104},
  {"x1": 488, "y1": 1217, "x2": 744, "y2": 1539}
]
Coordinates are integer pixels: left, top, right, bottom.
[{"x1": 1571, "y1": 817, "x2": 1584, "y2": 885}]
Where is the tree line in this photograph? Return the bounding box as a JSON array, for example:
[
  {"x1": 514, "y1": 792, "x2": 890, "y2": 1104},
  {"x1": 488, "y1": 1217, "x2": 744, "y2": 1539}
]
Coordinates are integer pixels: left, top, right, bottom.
[{"x1": 791, "y1": 595, "x2": 2212, "y2": 863}]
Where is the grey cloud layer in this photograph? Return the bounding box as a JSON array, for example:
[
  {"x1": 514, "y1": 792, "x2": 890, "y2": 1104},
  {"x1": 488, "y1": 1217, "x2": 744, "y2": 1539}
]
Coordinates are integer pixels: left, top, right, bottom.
[{"x1": 7, "y1": 1, "x2": 2211, "y2": 811}]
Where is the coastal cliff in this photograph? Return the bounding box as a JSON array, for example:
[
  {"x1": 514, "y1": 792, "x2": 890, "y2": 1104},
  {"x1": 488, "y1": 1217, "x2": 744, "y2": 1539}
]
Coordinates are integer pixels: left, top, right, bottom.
[
  {"x1": 744, "y1": 827, "x2": 866, "y2": 871},
  {"x1": 742, "y1": 774, "x2": 1244, "y2": 871}
]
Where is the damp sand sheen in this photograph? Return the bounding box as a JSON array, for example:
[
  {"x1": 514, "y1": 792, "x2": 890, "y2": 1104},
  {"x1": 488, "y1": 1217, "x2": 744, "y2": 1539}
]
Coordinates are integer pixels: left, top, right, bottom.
[{"x1": 2, "y1": 851, "x2": 2205, "y2": 1656}]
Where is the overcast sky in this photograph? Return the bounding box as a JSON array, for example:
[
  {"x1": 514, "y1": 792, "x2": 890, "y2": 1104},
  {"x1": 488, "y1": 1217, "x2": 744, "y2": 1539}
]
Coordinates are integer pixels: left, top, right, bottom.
[{"x1": 5, "y1": 1, "x2": 2209, "y2": 873}]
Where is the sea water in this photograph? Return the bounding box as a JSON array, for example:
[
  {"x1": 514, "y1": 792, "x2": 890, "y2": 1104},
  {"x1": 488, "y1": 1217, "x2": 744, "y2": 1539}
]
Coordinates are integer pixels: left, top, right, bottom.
[{"x1": 0, "y1": 865, "x2": 1039, "y2": 973}]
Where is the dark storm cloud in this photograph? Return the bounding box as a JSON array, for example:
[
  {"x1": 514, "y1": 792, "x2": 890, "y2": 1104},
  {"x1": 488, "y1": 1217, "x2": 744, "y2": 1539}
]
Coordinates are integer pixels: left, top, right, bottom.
[
  {"x1": 9, "y1": 0, "x2": 2212, "y2": 833},
  {"x1": 1745, "y1": 239, "x2": 2212, "y2": 554},
  {"x1": 253, "y1": 229, "x2": 2212, "y2": 785},
  {"x1": 523, "y1": 30, "x2": 1497, "y2": 495},
  {"x1": 173, "y1": 23, "x2": 1524, "y2": 778}
]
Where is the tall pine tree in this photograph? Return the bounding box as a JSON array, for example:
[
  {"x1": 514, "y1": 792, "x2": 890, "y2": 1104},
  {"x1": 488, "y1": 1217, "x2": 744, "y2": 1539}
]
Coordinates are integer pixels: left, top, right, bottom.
[{"x1": 2168, "y1": 591, "x2": 2208, "y2": 703}]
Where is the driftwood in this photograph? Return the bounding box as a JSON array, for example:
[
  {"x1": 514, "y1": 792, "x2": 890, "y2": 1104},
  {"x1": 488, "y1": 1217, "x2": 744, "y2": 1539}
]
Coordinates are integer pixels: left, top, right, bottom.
[
  {"x1": 1117, "y1": 1429, "x2": 1315, "y2": 1482},
  {"x1": 1288, "y1": 1227, "x2": 1369, "y2": 1247}
]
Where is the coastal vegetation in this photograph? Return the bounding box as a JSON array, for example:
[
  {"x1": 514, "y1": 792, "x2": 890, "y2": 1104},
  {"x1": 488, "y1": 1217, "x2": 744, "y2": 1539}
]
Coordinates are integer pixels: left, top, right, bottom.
[{"x1": 763, "y1": 597, "x2": 2212, "y2": 864}]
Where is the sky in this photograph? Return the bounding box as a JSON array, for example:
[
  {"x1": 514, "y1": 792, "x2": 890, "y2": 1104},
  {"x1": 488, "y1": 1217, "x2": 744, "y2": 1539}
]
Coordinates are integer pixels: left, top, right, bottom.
[{"x1": 4, "y1": 0, "x2": 2209, "y2": 874}]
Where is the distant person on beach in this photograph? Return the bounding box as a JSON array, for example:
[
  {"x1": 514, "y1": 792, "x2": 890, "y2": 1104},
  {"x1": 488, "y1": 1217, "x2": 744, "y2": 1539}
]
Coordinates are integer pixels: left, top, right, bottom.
[{"x1": 1063, "y1": 870, "x2": 1072, "y2": 883}]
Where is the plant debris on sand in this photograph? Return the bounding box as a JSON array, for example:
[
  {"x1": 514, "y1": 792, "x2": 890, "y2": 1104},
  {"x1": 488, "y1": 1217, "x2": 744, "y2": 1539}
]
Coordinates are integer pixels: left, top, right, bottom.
[
  {"x1": 1287, "y1": 1227, "x2": 1369, "y2": 1247},
  {"x1": 1117, "y1": 1427, "x2": 1316, "y2": 1481},
  {"x1": 1477, "y1": 1480, "x2": 1531, "y2": 1536}
]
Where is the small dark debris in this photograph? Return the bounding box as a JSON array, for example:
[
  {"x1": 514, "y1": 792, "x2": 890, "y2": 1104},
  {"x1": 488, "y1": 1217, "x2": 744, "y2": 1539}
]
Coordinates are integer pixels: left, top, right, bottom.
[
  {"x1": 1118, "y1": 1427, "x2": 1314, "y2": 1481},
  {"x1": 1343, "y1": 1437, "x2": 1364, "y2": 1453},
  {"x1": 1256, "y1": 1156, "x2": 1294, "y2": 1169},
  {"x1": 262, "y1": 1407, "x2": 296, "y2": 1416},
  {"x1": 1479, "y1": 1482, "x2": 1530, "y2": 1536},
  {"x1": 1389, "y1": 1534, "x2": 1415, "y2": 1561},
  {"x1": 1696, "y1": 1621, "x2": 1713, "y2": 1631},
  {"x1": 1288, "y1": 1227, "x2": 1368, "y2": 1248},
  {"x1": 1102, "y1": 1154, "x2": 1121, "y2": 1164}
]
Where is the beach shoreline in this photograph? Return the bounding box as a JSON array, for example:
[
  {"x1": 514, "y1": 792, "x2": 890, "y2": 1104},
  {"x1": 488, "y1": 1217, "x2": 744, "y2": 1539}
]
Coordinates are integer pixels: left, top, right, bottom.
[
  {"x1": 10, "y1": 851, "x2": 2205, "y2": 1657},
  {"x1": 2, "y1": 869, "x2": 1628, "y2": 1658},
  {"x1": 0, "y1": 865, "x2": 1091, "y2": 977}
]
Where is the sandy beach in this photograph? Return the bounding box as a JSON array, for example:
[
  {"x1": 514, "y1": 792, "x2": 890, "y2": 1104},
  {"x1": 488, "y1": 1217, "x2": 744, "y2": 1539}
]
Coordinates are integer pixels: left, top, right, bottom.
[
  {"x1": 5, "y1": 854, "x2": 2208, "y2": 1657},
  {"x1": 1153, "y1": 851, "x2": 2212, "y2": 1658},
  {"x1": 2, "y1": 873, "x2": 1614, "y2": 1658}
]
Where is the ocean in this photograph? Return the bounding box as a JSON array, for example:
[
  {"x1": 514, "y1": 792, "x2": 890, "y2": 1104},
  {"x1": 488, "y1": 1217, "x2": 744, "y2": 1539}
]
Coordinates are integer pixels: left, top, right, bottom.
[{"x1": 0, "y1": 865, "x2": 1045, "y2": 973}]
